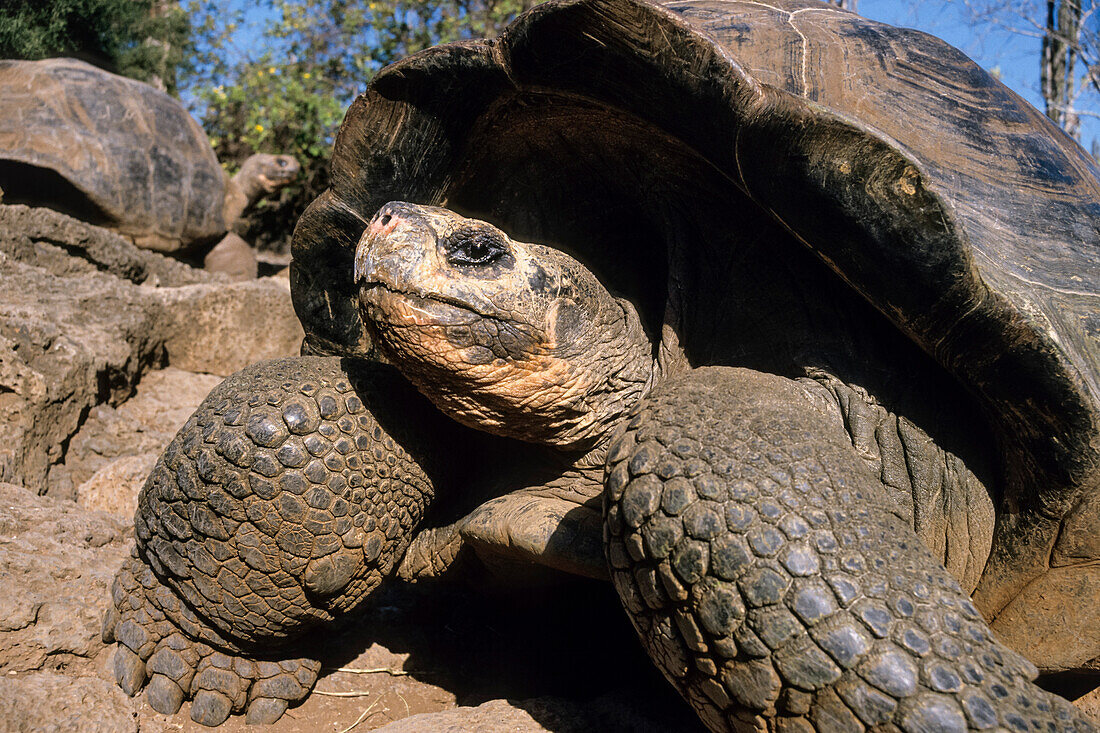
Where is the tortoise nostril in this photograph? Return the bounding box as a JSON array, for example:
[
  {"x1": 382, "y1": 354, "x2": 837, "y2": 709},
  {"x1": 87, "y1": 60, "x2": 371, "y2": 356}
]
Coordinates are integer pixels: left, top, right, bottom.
[{"x1": 380, "y1": 214, "x2": 392, "y2": 227}]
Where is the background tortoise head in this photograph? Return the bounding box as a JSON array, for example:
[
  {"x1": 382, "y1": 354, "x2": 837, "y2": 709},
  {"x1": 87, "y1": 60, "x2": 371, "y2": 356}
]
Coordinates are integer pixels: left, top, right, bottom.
[
  {"x1": 353, "y1": 201, "x2": 654, "y2": 450},
  {"x1": 236, "y1": 153, "x2": 301, "y2": 196},
  {"x1": 221, "y1": 153, "x2": 302, "y2": 232}
]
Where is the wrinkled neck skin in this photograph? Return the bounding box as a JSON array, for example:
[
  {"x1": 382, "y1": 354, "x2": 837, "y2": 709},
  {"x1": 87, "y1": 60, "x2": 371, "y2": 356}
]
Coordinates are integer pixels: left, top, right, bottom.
[
  {"x1": 552, "y1": 294, "x2": 658, "y2": 465},
  {"x1": 354, "y1": 202, "x2": 658, "y2": 459}
]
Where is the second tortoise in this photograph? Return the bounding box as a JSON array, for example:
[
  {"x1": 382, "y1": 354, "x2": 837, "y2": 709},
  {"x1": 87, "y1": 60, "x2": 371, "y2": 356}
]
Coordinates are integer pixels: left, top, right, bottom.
[{"x1": 0, "y1": 58, "x2": 299, "y2": 258}]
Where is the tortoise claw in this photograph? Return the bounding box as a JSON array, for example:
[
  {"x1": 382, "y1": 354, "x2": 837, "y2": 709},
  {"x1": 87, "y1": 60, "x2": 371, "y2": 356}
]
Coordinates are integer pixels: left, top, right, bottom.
[
  {"x1": 146, "y1": 674, "x2": 185, "y2": 715},
  {"x1": 191, "y1": 690, "x2": 233, "y2": 727},
  {"x1": 246, "y1": 697, "x2": 290, "y2": 725},
  {"x1": 194, "y1": 653, "x2": 251, "y2": 712},
  {"x1": 101, "y1": 605, "x2": 120, "y2": 644},
  {"x1": 113, "y1": 645, "x2": 147, "y2": 697}
]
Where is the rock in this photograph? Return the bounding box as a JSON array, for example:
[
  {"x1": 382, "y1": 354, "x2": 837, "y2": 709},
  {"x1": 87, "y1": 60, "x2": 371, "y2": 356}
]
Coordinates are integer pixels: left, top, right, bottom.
[
  {"x1": 152, "y1": 276, "x2": 303, "y2": 377},
  {"x1": 0, "y1": 205, "x2": 302, "y2": 495},
  {"x1": 0, "y1": 481, "x2": 152, "y2": 729},
  {"x1": 0, "y1": 226, "x2": 166, "y2": 495},
  {"x1": 75, "y1": 455, "x2": 158, "y2": 517},
  {"x1": 0, "y1": 482, "x2": 131, "y2": 675},
  {"x1": 203, "y1": 232, "x2": 258, "y2": 281},
  {"x1": 0, "y1": 204, "x2": 213, "y2": 287},
  {"x1": 52, "y1": 367, "x2": 223, "y2": 506}
]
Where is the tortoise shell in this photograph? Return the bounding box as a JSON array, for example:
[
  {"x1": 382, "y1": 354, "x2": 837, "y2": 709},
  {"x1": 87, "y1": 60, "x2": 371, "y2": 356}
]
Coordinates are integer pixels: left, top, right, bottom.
[
  {"x1": 0, "y1": 58, "x2": 227, "y2": 253},
  {"x1": 292, "y1": 0, "x2": 1100, "y2": 669}
]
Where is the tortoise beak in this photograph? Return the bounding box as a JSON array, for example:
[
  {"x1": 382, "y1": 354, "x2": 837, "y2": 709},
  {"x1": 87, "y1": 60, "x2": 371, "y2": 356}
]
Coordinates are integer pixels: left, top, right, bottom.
[
  {"x1": 353, "y1": 202, "x2": 436, "y2": 290},
  {"x1": 352, "y1": 234, "x2": 373, "y2": 287}
]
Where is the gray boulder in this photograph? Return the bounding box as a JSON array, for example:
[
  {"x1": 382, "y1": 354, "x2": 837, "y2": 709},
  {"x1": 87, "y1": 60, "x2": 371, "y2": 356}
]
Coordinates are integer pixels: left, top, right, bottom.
[
  {"x1": 0, "y1": 205, "x2": 302, "y2": 496},
  {"x1": 0, "y1": 480, "x2": 130, "y2": 674}
]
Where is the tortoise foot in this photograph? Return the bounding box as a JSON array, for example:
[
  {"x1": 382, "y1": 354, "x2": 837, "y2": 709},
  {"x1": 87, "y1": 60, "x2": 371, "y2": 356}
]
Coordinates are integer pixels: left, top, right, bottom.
[
  {"x1": 398, "y1": 489, "x2": 609, "y2": 583},
  {"x1": 104, "y1": 555, "x2": 321, "y2": 725}
]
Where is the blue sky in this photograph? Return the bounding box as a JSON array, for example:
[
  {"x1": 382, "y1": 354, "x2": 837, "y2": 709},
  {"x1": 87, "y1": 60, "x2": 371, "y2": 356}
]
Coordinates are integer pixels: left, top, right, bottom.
[
  {"x1": 859, "y1": 0, "x2": 1099, "y2": 148},
  {"x1": 210, "y1": 0, "x2": 1097, "y2": 151}
]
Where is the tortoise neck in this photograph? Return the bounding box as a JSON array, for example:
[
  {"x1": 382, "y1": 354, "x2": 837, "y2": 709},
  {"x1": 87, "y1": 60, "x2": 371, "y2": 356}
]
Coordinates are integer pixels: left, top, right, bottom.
[
  {"x1": 231, "y1": 160, "x2": 269, "y2": 208},
  {"x1": 555, "y1": 295, "x2": 660, "y2": 455}
]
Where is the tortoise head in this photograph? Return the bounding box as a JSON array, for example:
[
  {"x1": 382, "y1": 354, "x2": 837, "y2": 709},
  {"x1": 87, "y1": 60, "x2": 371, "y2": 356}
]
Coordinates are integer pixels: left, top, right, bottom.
[
  {"x1": 354, "y1": 201, "x2": 655, "y2": 451},
  {"x1": 239, "y1": 153, "x2": 301, "y2": 193}
]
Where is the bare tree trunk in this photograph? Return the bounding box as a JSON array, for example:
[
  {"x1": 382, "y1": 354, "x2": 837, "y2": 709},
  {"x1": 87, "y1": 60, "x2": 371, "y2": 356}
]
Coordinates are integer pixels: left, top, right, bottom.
[
  {"x1": 143, "y1": 0, "x2": 172, "y2": 93},
  {"x1": 830, "y1": 0, "x2": 858, "y2": 11},
  {"x1": 1042, "y1": 0, "x2": 1082, "y2": 138}
]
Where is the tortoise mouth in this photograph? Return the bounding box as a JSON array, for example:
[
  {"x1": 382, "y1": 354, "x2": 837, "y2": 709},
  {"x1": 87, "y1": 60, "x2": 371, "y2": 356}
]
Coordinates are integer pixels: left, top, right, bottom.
[
  {"x1": 259, "y1": 173, "x2": 297, "y2": 191},
  {"x1": 358, "y1": 282, "x2": 500, "y2": 330}
]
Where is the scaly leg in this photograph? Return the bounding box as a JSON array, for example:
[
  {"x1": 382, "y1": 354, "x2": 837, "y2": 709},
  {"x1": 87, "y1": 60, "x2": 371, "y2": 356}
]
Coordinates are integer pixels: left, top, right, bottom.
[
  {"x1": 604, "y1": 367, "x2": 1096, "y2": 732},
  {"x1": 103, "y1": 356, "x2": 455, "y2": 725}
]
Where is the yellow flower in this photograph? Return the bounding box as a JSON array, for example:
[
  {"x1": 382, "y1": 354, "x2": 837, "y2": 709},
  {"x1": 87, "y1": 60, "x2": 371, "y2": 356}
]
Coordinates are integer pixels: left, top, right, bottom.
[
  {"x1": 303, "y1": 72, "x2": 311, "y2": 79},
  {"x1": 254, "y1": 124, "x2": 264, "y2": 132},
  {"x1": 268, "y1": 67, "x2": 277, "y2": 74}
]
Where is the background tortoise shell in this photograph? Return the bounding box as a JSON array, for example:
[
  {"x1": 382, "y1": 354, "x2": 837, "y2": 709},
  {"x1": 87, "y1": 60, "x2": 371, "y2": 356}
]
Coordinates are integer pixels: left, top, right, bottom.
[{"x1": 0, "y1": 58, "x2": 228, "y2": 253}]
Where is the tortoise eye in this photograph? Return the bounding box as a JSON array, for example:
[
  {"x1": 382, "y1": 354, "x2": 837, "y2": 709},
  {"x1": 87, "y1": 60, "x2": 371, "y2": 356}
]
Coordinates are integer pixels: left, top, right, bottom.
[{"x1": 443, "y1": 228, "x2": 507, "y2": 267}]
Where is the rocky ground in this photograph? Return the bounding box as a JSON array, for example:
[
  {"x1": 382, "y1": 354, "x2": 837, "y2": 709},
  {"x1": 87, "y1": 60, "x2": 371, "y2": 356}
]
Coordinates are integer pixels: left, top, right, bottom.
[{"x1": 0, "y1": 206, "x2": 706, "y2": 732}]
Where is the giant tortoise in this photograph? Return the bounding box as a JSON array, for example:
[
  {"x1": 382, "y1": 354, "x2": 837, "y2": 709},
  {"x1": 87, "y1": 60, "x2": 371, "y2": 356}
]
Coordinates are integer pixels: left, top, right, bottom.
[
  {"x1": 0, "y1": 58, "x2": 299, "y2": 255},
  {"x1": 103, "y1": 0, "x2": 1100, "y2": 729}
]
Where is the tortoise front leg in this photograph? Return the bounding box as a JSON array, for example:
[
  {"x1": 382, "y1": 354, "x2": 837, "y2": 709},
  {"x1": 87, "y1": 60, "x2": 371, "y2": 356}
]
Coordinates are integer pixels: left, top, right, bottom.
[
  {"x1": 604, "y1": 367, "x2": 1094, "y2": 732},
  {"x1": 103, "y1": 356, "x2": 450, "y2": 725}
]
